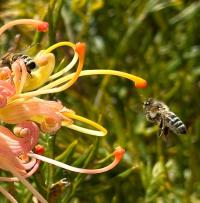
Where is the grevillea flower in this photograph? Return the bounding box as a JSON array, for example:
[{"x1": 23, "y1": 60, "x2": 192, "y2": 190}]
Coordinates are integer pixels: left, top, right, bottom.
[
  {"x1": 0, "y1": 19, "x2": 146, "y2": 133},
  {"x1": 0, "y1": 19, "x2": 147, "y2": 202},
  {"x1": 0, "y1": 28, "x2": 147, "y2": 136},
  {"x1": 0, "y1": 121, "x2": 125, "y2": 203}
]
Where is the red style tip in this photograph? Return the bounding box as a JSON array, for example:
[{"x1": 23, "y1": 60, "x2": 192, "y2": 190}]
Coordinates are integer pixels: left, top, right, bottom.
[
  {"x1": 35, "y1": 145, "x2": 45, "y2": 155},
  {"x1": 113, "y1": 146, "x2": 125, "y2": 160},
  {"x1": 37, "y1": 22, "x2": 48, "y2": 32},
  {"x1": 135, "y1": 79, "x2": 147, "y2": 88},
  {"x1": 75, "y1": 42, "x2": 86, "y2": 56}
]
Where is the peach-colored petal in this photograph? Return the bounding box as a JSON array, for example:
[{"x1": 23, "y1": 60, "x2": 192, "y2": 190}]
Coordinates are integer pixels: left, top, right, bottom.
[
  {"x1": 28, "y1": 146, "x2": 125, "y2": 174},
  {"x1": 0, "y1": 19, "x2": 48, "y2": 36},
  {"x1": 0, "y1": 80, "x2": 16, "y2": 107},
  {"x1": 0, "y1": 121, "x2": 39, "y2": 156},
  {"x1": 0, "y1": 185, "x2": 18, "y2": 203},
  {"x1": 0, "y1": 157, "x2": 47, "y2": 203},
  {"x1": 0, "y1": 67, "x2": 12, "y2": 81},
  {"x1": 11, "y1": 59, "x2": 28, "y2": 94},
  {"x1": 0, "y1": 98, "x2": 63, "y2": 125},
  {"x1": 40, "y1": 116, "x2": 61, "y2": 133}
]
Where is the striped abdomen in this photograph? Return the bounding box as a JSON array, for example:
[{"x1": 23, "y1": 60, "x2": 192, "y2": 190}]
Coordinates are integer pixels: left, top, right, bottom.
[
  {"x1": 165, "y1": 111, "x2": 186, "y2": 134},
  {"x1": 12, "y1": 54, "x2": 36, "y2": 71}
]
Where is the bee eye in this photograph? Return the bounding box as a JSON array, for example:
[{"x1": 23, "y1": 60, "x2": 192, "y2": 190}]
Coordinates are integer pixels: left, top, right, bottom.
[{"x1": 12, "y1": 55, "x2": 18, "y2": 61}]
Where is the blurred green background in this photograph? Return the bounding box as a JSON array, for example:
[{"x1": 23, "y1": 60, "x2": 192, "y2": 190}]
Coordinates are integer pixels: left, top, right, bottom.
[{"x1": 0, "y1": 0, "x2": 200, "y2": 202}]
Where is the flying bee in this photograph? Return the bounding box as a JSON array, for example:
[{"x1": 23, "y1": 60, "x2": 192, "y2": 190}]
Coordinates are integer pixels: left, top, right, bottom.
[
  {"x1": 0, "y1": 52, "x2": 36, "y2": 74},
  {"x1": 143, "y1": 98, "x2": 186, "y2": 140}
]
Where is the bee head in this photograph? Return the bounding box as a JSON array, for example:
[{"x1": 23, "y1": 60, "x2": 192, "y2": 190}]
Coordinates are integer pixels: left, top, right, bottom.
[
  {"x1": 0, "y1": 52, "x2": 13, "y2": 68},
  {"x1": 0, "y1": 58, "x2": 10, "y2": 68},
  {"x1": 143, "y1": 98, "x2": 154, "y2": 109}
]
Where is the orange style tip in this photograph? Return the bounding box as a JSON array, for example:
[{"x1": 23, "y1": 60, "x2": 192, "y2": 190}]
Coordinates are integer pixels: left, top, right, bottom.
[
  {"x1": 114, "y1": 146, "x2": 125, "y2": 160},
  {"x1": 35, "y1": 145, "x2": 45, "y2": 155},
  {"x1": 37, "y1": 22, "x2": 48, "y2": 32},
  {"x1": 75, "y1": 42, "x2": 86, "y2": 56},
  {"x1": 135, "y1": 80, "x2": 147, "y2": 88}
]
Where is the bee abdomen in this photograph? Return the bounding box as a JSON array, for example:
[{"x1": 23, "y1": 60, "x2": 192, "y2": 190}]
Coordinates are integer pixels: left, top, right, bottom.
[
  {"x1": 177, "y1": 124, "x2": 187, "y2": 134},
  {"x1": 166, "y1": 112, "x2": 186, "y2": 134},
  {"x1": 18, "y1": 55, "x2": 36, "y2": 70}
]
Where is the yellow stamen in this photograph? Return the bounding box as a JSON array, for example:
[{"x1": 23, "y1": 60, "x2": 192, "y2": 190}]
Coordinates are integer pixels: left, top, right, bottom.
[
  {"x1": 36, "y1": 69, "x2": 147, "y2": 91},
  {"x1": 42, "y1": 41, "x2": 75, "y2": 54},
  {"x1": 18, "y1": 43, "x2": 85, "y2": 98},
  {"x1": 71, "y1": 69, "x2": 147, "y2": 88},
  {"x1": 23, "y1": 42, "x2": 76, "y2": 92},
  {"x1": 44, "y1": 42, "x2": 78, "y2": 81},
  {"x1": 22, "y1": 52, "x2": 55, "y2": 91},
  {"x1": 62, "y1": 112, "x2": 107, "y2": 137},
  {"x1": 16, "y1": 68, "x2": 146, "y2": 98},
  {"x1": 48, "y1": 52, "x2": 78, "y2": 81}
]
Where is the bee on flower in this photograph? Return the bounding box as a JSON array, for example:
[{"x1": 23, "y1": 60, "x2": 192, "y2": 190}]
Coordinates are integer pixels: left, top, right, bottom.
[
  {"x1": 0, "y1": 19, "x2": 147, "y2": 137},
  {"x1": 0, "y1": 19, "x2": 147, "y2": 202}
]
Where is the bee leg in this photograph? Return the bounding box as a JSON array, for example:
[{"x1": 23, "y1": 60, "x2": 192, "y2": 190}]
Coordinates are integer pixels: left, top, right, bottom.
[
  {"x1": 8, "y1": 34, "x2": 21, "y2": 52},
  {"x1": 158, "y1": 128, "x2": 162, "y2": 137},
  {"x1": 158, "y1": 118, "x2": 169, "y2": 142},
  {"x1": 163, "y1": 127, "x2": 169, "y2": 141},
  {"x1": 2, "y1": 62, "x2": 12, "y2": 69},
  {"x1": 27, "y1": 67, "x2": 33, "y2": 78},
  {"x1": 158, "y1": 119, "x2": 164, "y2": 137}
]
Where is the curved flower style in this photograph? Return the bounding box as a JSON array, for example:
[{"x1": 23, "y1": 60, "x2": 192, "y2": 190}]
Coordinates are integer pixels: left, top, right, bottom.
[
  {"x1": 0, "y1": 19, "x2": 147, "y2": 134},
  {"x1": 0, "y1": 41, "x2": 147, "y2": 137},
  {"x1": 0, "y1": 121, "x2": 45, "y2": 203},
  {"x1": 0, "y1": 19, "x2": 147, "y2": 202},
  {"x1": 0, "y1": 121, "x2": 125, "y2": 203}
]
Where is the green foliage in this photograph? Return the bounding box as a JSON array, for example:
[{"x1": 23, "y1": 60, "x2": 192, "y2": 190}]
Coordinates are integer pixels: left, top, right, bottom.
[{"x1": 0, "y1": 0, "x2": 200, "y2": 202}]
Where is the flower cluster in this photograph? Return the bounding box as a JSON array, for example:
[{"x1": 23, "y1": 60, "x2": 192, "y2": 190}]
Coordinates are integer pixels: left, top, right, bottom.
[{"x1": 0, "y1": 19, "x2": 147, "y2": 203}]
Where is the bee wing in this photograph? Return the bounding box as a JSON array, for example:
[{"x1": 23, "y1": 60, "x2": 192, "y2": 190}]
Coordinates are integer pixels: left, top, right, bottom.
[{"x1": 128, "y1": 102, "x2": 144, "y2": 114}]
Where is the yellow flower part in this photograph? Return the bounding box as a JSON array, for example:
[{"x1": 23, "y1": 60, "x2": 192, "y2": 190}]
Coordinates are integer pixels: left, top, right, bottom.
[
  {"x1": 21, "y1": 41, "x2": 147, "y2": 96},
  {"x1": 23, "y1": 51, "x2": 55, "y2": 91},
  {"x1": 0, "y1": 19, "x2": 147, "y2": 138},
  {"x1": 0, "y1": 40, "x2": 147, "y2": 138}
]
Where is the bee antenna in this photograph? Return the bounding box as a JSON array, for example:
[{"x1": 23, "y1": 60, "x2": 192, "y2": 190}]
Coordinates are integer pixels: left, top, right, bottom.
[
  {"x1": 23, "y1": 43, "x2": 40, "y2": 52},
  {"x1": 1, "y1": 52, "x2": 12, "y2": 59},
  {"x1": 30, "y1": 42, "x2": 40, "y2": 48},
  {"x1": 12, "y1": 42, "x2": 40, "y2": 56},
  {"x1": 137, "y1": 93, "x2": 145, "y2": 101}
]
